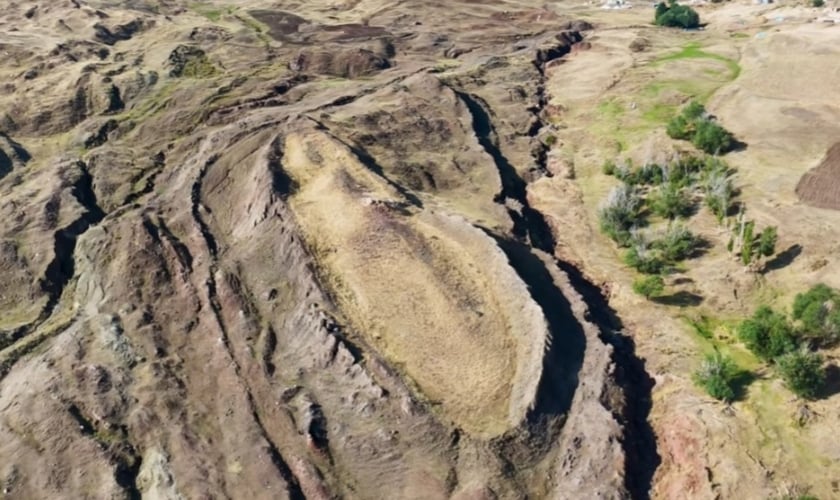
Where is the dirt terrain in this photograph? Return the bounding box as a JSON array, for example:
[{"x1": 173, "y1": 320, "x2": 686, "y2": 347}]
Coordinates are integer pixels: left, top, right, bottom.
[{"x1": 0, "y1": 0, "x2": 838, "y2": 499}]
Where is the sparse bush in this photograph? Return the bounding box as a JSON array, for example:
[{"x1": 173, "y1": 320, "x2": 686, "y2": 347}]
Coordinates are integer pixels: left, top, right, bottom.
[
  {"x1": 633, "y1": 275, "x2": 665, "y2": 299},
  {"x1": 653, "y1": 223, "x2": 700, "y2": 262},
  {"x1": 776, "y1": 348, "x2": 825, "y2": 399},
  {"x1": 624, "y1": 240, "x2": 666, "y2": 274},
  {"x1": 738, "y1": 306, "x2": 798, "y2": 361},
  {"x1": 599, "y1": 184, "x2": 643, "y2": 246},
  {"x1": 694, "y1": 351, "x2": 739, "y2": 402},
  {"x1": 730, "y1": 213, "x2": 778, "y2": 266},
  {"x1": 792, "y1": 284, "x2": 840, "y2": 346},
  {"x1": 703, "y1": 169, "x2": 733, "y2": 220},
  {"x1": 654, "y1": 0, "x2": 701, "y2": 29},
  {"x1": 650, "y1": 183, "x2": 693, "y2": 219},
  {"x1": 602, "y1": 160, "x2": 617, "y2": 176},
  {"x1": 616, "y1": 163, "x2": 664, "y2": 186},
  {"x1": 663, "y1": 154, "x2": 705, "y2": 188}
]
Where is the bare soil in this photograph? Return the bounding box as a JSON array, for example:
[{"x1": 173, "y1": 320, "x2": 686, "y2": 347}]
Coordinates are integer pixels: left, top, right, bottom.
[
  {"x1": 1, "y1": 0, "x2": 838, "y2": 499},
  {"x1": 796, "y1": 141, "x2": 840, "y2": 210}
]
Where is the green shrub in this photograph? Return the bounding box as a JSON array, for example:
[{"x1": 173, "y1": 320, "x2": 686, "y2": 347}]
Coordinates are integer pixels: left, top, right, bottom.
[
  {"x1": 792, "y1": 284, "x2": 840, "y2": 346},
  {"x1": 740, "y1": 219, "x2": 755, "y2": 265},
  {"x1": 599, "y1": 184, "x2": 643, "y2": 246},
  {"x1": 776, "y1": 348, "x2": 825, "y2": 399},
  {"x1": 694, "y1": 351, "x2": 739, "y2": 402},
  {"x1": 692, "y1": 119, "x2": 734, "y2": 154},
  {"x1": 758, "y1": 226, "x2": 777, "y2": 258},
  {"x1": 738, "y1": 306, "x2": 798, "y2": 361},
  {"x1": 653, "y1": 223, "x2": 700, "y2": 262},
  {"x1": 667, "y1": 101, "x2": 735, "y2": 155},
  {"x1": 602, "y1": 160, "x2": 617, "y2": 176},
  {"x1": 812, "y1": 0, "x2": 825, "y2": 6},
  {"x1": 731, "y1": 216, "x2": 778, "y2": 266},
  {"x1": 633, "y1": 275, "x2": 665, "y2": 299},
  {"x1": 683, "y1": 100, "x2": 706, "y2": 120},
  {"x1": 624, "y1": 243, "x2": 666, "y2": 274},
  {"x1": 650, "y1": 184, "x2": 692, "y2": 219},
  {"x1": 666, "y1": 114, "x2": 693, "y2": 140},
  {"x1": 654, "y1": 1, "x2": 701, "y2": 29}
]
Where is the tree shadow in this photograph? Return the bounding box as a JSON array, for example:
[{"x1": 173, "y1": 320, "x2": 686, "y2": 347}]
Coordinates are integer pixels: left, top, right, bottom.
[
  {"x1": 728, "y1": 138, "x2": 748, "y2": 153},
  {"x1": 671, "y1": 276, "x2": 694, "y2": 286},
  {"x1": 731, "y1": 369, "x2": 758, "y2": 401},
  {"x1": 762, "y1": 244, "x2": 803, "y2": 274},
  {"x1": 817, "y1": 363, "x2": 840, "y2": 399},
  {"x1": 491, "y1": 236, "x2": 585, "y2": 420},
  {"x1": 653, "y1": 290, "x2": 703, "y2": 307},
  {"x1": 553, "y1": 260, "x2": 660, "y2": 499},
  {"x1": 687, "y1": 236, "x2": 714, "y2": 259}
]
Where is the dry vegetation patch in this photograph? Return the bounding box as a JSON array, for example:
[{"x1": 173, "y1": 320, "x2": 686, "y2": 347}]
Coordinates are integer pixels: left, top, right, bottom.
[{"x1": 282, "y1": 130, "x2": 550, "y2": 436}]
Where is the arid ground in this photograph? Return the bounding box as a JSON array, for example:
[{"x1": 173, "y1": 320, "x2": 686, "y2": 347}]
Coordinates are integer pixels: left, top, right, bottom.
[{"x1": 0, "y1": 1, "x2": 839, "y2": 499}]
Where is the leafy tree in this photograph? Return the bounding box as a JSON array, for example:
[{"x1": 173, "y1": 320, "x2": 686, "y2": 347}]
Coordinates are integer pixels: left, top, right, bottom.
[
  {"x1": 776, "y1": 348, "x2": 825, "y2": 399},
  {"x1": 692, "y1": 119, "x2": 733, "y2": 154},
  {"x1": 667, "y1": 101, "x2": 735, "y2": 155},
  {"x1": 655, "y1": 1, "x2": 669, "y2": 19},
  {"x1": 694, "y1": 351, "x2": 739, "y2": 402},
  {"x1": 599, "y1": 184, "x2": 642, "y2": 246},
  {"x1": 737, "y1": 306, "x2": 798, "y2": 361},
  {"x1": 683, "y1": 100, "x2": 706, "y2": 120},
  {"x1": 650, "y1": 184, "x2": 692, "y2": 219},
  {"x1": 654, "y1": 1, "x2": 701, "y2": 29},
  {"x1": 666, "y1": 114, "x2": 692, "y2": 140},
  {"x1": 633, "y1": 275, "x2": 665, "y2": 299},
  {"x1": 792, "y1": 284, "x2": 840, "y2": 346}
]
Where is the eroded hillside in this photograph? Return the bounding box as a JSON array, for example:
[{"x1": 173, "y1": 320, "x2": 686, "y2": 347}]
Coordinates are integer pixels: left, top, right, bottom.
[
  {"x1": 2, "y1": 0, "x2": 840, "y2": 499},
  {"x1": 0, "y1": 1, "x2": 657, "y2": 498}
]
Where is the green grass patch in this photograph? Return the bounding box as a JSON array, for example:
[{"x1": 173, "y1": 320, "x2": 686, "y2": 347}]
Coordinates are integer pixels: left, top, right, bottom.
[
  {"x1": 683, "y1": 313, "x2": 760, "y2": 370},
  {"x1": 191, "y1": 4, "x2": 235, "y2": 22},
  {"x1": 641, "y1": 102, "x2": 678, "y2": 124},
  {"x1": 655, "y1": 42, "x2": 741, "y2": 81},
  {"x1": 597, "y1": 98, "x2": 624, "y2": 119},
  {"x1": 198, "y1": 9, "x2": 223, "y2": 21},
  {"x1": 686, "y1": 314, "x2": 716, "y2": 339},
  {"x1": 642, "y1": 79, "x2": 718, "y2": 102}
]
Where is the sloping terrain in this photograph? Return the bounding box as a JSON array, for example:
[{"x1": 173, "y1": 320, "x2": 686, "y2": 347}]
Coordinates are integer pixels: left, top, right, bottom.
[
  {"x1": 796, "y1": 141, "x2": 840, "y2": 210},
  {"x1": 0, "y1": 1, "x2": 654, "y2": 499},
  {"x1": 4, "y1": 1, "x2": 840, "y2": 499}
]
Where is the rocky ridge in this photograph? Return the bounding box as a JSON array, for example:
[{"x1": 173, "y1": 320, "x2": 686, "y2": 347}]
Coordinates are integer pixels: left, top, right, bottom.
[{"x1": 0, "y1": 2, "x2": 656, "y2": 498}]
